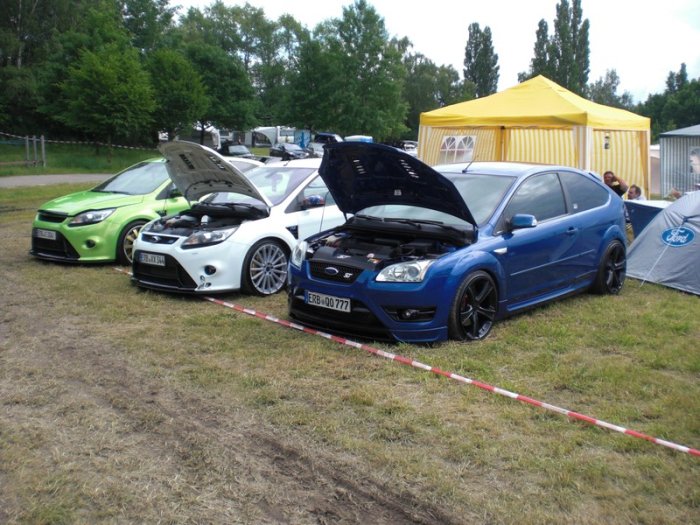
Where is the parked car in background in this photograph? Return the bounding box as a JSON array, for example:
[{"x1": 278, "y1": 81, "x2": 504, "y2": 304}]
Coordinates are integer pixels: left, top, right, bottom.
[
  {"x1": 305, "y1": 132, "x2": 343, "y2": 157},
  {"x1": 30, "y1": 158, "x2": 190, "y2": 265},
  {"x1": 288, "y1": 142, "x2": 627, "y2": 343},
  {"x1": 131, "y1": 141, "x2": 345, "y2": 295},
  {"x1": 219, "y1": 141, "x2": 256, "y2": 159},
  {"x1": 269, "y1": 142, "x2": 309, "y2": 160}
]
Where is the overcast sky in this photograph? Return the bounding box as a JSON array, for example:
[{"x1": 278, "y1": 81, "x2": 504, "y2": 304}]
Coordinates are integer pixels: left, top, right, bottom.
[{"x1": 174, "y1": 0, "x2": 700, "y2": 103}]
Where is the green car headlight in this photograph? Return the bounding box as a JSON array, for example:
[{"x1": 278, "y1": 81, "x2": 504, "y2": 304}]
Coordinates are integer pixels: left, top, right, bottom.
[
  {"x1": 376, "y1": 259, "x2": 435, "y2": 283},
  {"x1": 181, "y1": 227, "x2": 238, "y2": 249},
  {"x1": 68, "y1": 208, "x2": 116, "y2": 226}
]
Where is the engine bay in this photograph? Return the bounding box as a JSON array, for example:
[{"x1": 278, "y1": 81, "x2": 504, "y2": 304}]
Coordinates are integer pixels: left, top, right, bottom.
[
  {"x1": 305, "y1": 228, "x2": 462, "y2": 271},
  {"x1": 148, "y1": 201, "x2": 268, "y2": 236}
]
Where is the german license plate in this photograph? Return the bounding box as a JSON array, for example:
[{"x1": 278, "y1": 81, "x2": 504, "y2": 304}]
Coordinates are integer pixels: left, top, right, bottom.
[
  {"x1": 139, "y1": 252, "x2": 165, "y2": 266},
  {"x1": 35, "y1": 228, "x2": 57, "y2": 240},
  {"x1": 305, "y1": 291, "x2": 351, "y2": 313}
]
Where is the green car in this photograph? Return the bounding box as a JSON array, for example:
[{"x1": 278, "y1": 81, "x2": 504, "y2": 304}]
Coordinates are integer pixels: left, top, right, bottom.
[{"x1": 30, "y1": 158, "x2": 188, "y2": 264}]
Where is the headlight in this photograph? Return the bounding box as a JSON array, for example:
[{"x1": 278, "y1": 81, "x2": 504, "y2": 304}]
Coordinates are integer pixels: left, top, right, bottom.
[
  {"x1": 68, "y1": 208, "x2": 115, "y2": 226},
  {"x1": 290, "y1": 240, "x2": 307, "y2": 268},
  {"x1": 181, "y1": 227, "x2": 237, "y2": 249},
  {"x1": 376, "y1": 260, "x2": 435, "y2": 283}
]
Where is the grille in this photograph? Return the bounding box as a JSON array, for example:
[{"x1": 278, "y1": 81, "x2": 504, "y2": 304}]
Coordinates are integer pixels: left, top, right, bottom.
[
  {"x1": 141, "y1": 233, "x2": 179, "y2": 245},
  {"x1": 309, "y1": 261, "x2": 363, "y2": 283},
  {"x1": 132, "y1": 251, "x2": 198, "y2": 291},
  {"x1": 31, "y1": 229, "x2": 80, "y2": 260},
  {"x1": 37, "y1": 211, "x2": 68, "y2": 223},
  {"x1": 288, "y1": 288, "x2": 392, "y2": 341}
]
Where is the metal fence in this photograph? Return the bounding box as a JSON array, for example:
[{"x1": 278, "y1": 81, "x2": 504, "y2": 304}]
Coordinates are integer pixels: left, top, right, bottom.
[{"x1": 0, "y1": 132, "x2": 46, "y2": 167}]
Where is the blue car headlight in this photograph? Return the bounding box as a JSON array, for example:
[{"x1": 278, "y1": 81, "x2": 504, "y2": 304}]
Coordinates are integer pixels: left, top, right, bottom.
[
  {"x1": 182, "y1": 227, "x2": 238, "y2": 249},
  {"x1": 376, "y1": 259, "x2": 435, "y2": 283},
  {"x1": 290, "y1": 240, "x2": 307, "y2": 269},
  {"x1": 68, "y1": 208, "x2": 115, "y2": 226}
]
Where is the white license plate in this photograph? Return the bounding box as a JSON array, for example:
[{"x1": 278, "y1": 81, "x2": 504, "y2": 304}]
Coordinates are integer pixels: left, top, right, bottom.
[
  {"x1": 139, "y1": 252, "x2": 165, "y2": 266},
  {"x1": 305, "y1": 291, "x2": 351, "y2": 313},
  {"x1": 35, "y1": 228, "x2": 57, "y2": 240}
]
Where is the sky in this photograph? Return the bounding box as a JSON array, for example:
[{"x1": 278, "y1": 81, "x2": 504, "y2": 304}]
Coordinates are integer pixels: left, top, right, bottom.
[{"x1": 173, "y1": 0, "x2": 700, "y2": 103}]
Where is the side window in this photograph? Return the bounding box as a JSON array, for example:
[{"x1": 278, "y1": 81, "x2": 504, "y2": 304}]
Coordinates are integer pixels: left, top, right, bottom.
[
  {"x1": 505, "y1": 172, "x2": 566, "y2": 222},
  {"x1": 559, "y1": 171, "x2": 609, "y2": 213},
  {"x1": 286, "y1": 176, "x2": 335, "y2": 213}
]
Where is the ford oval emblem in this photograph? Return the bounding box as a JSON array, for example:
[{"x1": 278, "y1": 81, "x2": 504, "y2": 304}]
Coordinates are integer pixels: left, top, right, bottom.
[
  {"x1": 324, "y1": 266, "x2": 340, "y2": 276},
  {"x1": 661, "y1": 227, "x2": 695, "y2": 247}
]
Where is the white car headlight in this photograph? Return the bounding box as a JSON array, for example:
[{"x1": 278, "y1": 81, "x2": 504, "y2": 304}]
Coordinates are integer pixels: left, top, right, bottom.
[
  {"x1": 290, "y1": 240, "x2": 308, "y2": 268},
  {"x1": 376, "y1": 259, "x2": 435, "y2": 283},
  {"x1": 69, "y1": 208, "x2": 115, "y2": 226},
  {"x1": 181, "y1": 227, "x2": 238, "y2": 249}
]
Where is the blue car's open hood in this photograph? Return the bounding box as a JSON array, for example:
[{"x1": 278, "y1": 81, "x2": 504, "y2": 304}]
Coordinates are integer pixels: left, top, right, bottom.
[{"x1": 319, "y1": 142, "x2": 476, "y2": 227}]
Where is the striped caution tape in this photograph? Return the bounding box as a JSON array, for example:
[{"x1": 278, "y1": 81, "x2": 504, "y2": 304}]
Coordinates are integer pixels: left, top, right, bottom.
[{"x1": 113, "y1": 268, "x2": 699, "y2": 457}]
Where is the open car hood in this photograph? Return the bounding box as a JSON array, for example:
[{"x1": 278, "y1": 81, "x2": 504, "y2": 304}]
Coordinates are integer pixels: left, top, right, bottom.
[
  {"x1": 159, "y1": 141, "x2": 270, "y2": 206},
  {"x1": 319, "y1": 142, "x2": 476, "y2": 226}
]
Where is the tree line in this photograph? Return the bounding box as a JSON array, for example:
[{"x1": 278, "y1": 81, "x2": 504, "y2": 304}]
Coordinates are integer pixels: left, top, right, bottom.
[{"x1": 1, "y1": 0, "x2": 697, "y2": 150}]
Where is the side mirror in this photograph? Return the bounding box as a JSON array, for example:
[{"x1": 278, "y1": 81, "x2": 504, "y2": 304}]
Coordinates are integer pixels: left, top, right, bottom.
[
  {"x1": 168, "y1": 188, "x2": 183, "y2": 198},
  {"x1": 300, "y1": 194, "x2": 325, "y2": 209},
  {"x1": 508, "y1": 213, "x2": 537, "y2": 231}
]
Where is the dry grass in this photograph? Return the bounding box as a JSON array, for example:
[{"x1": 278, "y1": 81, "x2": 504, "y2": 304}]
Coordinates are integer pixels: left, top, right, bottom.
[{"x1": 1, "y1": 184, "x2": 698, "y2": 524}]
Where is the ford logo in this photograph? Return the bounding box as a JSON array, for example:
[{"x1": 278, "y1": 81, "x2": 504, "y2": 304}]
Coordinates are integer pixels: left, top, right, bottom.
[
  {"x1": 324, "y1": 266, "x2": 340, "y2": 276},
  {"x1": 661, "y1": 227, "x2": 695, "y2": 247}
]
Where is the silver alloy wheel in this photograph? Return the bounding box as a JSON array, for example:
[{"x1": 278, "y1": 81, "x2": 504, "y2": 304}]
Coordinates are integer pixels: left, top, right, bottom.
[
  {"x1": 118, "y1": 220, "x2": 146, "y2": 265},
  {"x1": 248, "y1": 242, "x2": 288, "y2": 295}
]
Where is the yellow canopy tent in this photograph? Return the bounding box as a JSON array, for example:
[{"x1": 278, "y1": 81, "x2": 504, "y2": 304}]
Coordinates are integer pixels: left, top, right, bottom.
[{"x1": 418, "y1": 75, "x2": 650, "y2": 195}]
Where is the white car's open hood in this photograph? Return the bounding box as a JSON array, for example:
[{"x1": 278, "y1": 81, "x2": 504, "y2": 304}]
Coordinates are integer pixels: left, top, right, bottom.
[{"x1": 158, "y1": 141, "x2": 271, "y2": 206}]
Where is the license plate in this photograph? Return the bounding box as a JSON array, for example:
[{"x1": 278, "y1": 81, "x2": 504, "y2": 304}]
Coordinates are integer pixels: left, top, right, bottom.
[
  {"x1": 139, "y1": 252, "x2": 165, "y2": 266},
  {"x1": 35, "y1": 228, "x2": 57, "y2": 240},
  {"x1": 305, "y1": 291, "x2": 351, "y2": 313}
]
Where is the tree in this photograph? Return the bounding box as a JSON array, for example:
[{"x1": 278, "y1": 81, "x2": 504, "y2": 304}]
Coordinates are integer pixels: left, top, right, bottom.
[
  {"x1": 118, "y1": 0, "x2": 177, "y2": 53},
  {"x1": 184, "y1": 42, "x2": 258, "y2": 140},
  {"x1": 518, "y1": 0, "x2": 589, "y2": 94},
  {"x1": 147, "y1": 49, "x2": 208, "y2": 140},
  {"x1": 55, "y1": 43, "x2": 155, "y2": 150},
  {"x1": 463, "y1": 23, "x2": 499, "y2": 98},
  {"x1": 320, "y1": 0, "x2": 408, "y2": 140},
  {"x1": 587, "y1": 69, "x2": 633, "y2": 109}
]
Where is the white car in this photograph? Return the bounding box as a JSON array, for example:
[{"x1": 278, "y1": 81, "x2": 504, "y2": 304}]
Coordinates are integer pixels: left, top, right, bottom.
[{"x1": 131, "y1": 141, "x2": 345, "y2": 295}]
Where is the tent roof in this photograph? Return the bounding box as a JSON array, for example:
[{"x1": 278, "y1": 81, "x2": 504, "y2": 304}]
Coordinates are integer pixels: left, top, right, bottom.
[
  {"x1": 659, "y1": 124, "x2": 700, "y2": 137},
  {"x1": 420, "y1": 75, "x2": 650, "y2": 131}
]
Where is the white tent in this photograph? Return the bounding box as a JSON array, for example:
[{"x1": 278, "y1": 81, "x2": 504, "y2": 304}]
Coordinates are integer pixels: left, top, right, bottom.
[{"x1": 627, "y1": 191, "x2": 700, "y2": 295}]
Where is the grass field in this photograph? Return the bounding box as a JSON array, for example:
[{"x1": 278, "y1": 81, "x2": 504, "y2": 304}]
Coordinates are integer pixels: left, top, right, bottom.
[{"x1": 0, "y1": 183, "x2": 698, "y2": 524}]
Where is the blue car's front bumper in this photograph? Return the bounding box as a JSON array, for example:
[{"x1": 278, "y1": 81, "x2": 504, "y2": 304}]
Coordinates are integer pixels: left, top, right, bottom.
[{"x1": 287, "y1": 263, "x2": 452, "y2": 343}]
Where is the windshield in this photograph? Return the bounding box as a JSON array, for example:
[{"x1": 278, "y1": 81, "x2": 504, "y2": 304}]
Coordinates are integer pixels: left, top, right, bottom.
[
  {"x1": 93, "y1": 161, "x2": 168, "y2": 195},
  {"x1": 206, "y1": 166, "x2": 316, "y2": 206},
  {"x1": 357, "y1": 205, "x2": 473, "y2": 229},
  {"x1": 441, "y1": 172, "x2": 516, "y2": 225}
]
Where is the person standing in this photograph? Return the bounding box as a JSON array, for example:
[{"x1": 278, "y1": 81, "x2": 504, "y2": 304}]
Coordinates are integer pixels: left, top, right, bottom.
[{"x1": 603, "y1": 171, "x2": 629, "y2": 197}]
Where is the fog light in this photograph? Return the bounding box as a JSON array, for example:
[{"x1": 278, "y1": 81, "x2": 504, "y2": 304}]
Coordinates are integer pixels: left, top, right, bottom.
[
  {"x1": 204, "y1": 265, "x2": 216, "y2": 275},
  {"x1": 85, "y1": 240, "x2": 96, "y2": 248},
  {"x1": 399, "y1": 309, "x2": 420, "y2": 320}
]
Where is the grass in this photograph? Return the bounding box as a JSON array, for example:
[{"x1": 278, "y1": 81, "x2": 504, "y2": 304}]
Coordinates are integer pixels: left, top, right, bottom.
[
  {"x1": 0, "y1": 143, "x2": 272, "y2": 176},
  {"x1": 1, "y1": 183, "x2": 698, "y2": 523}
]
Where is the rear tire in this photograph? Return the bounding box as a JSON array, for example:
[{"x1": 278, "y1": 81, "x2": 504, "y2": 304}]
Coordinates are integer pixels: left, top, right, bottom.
[
  {"x1": 117, "y1": 220, "x2": 146, "y2": 265},
  {"x1": 591, "y1": 240, "x2": 626, "y2": 294},
  {"x1": 241, "y1": 240, "x2": 289, "y2": 296},
  {"x1": 447, "y1": 271, "x2": 498, "y2": 341}
]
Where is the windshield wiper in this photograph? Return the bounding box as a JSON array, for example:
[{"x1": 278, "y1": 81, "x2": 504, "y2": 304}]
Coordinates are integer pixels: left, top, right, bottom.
[
  {"x1": 353, "y1": 213, "x2": 383, "y2": 221},
  {"x1": 389, "y1": 218, "x2": 464, "y2": 234}
]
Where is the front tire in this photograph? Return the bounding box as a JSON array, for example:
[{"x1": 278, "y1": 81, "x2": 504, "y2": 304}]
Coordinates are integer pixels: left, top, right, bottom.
[
  {"x1": 448, "y1": 271, "x2": 498, "y2": 341},
  {"x1": 241, "y1": 240, "x2": 289, "y2": 296},
  {"x1": 117, "y1": 220, "x2": 146, "y2": 265},
  {"x1": 591, "y1": 240, "x2": 626, "y2": 294}
]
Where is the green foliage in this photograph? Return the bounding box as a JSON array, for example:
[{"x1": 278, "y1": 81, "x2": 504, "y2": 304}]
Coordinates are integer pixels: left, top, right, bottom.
[
  {"x1": 56, "y1": 43, "x2": 155, "y2": 147},
  {"x1": 147, "y1": 48, "x2": 208, "y2": 139},
  {"x1": 463, "y1": 23, "x2": 499, "y2": 98},
  {"x1": 588, "y1": 69, "x2": 634, "y2": 109},
  {"x1": 519, "y1": 0, "x2": 590, "y2": 95}
]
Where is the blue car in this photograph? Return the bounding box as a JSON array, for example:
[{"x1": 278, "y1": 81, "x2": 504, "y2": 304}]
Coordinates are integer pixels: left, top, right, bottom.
[{"x1": 287, "y1": 142, "x2": 626, "y2": 343}]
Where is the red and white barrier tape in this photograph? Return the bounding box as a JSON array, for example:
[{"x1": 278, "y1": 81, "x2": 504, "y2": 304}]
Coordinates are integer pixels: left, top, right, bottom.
[
  {"x1": 113, "y1": 268, "x2": 698, "y2": 457},
  {"x1": 203, "y1": 296, "x2": 699, "y2": 458}
]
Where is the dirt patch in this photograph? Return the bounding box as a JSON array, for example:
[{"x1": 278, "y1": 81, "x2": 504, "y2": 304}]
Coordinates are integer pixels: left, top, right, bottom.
[{"x1": 0, "y1": 254, "x2": 460, "y2": 523}]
